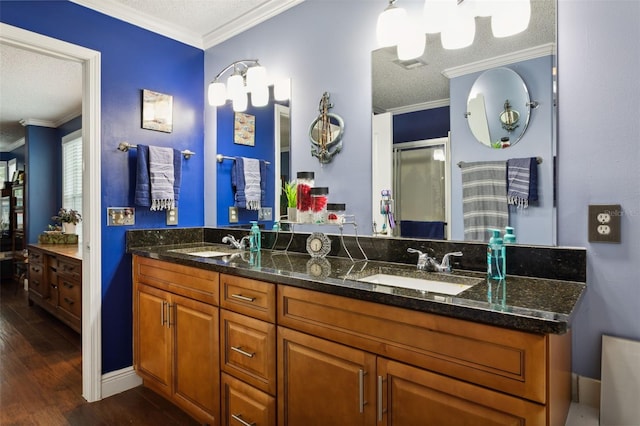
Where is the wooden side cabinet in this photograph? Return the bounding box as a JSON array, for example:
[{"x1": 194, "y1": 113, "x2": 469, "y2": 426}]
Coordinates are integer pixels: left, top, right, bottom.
[
  {"x1": 27, "y1": 245, "x2": 81, "y2": 333},
  {"x1": 133, "y1": 255, "x2": 221, "y2": 426}
]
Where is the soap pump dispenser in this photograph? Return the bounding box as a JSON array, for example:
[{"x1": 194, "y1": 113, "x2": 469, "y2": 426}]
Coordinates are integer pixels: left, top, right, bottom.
[
  {"x1": 487, "y1": 229, "x2": 505, "y2": 280},
  {"x1": 250, "y1": 221, "x2": 261, "y2": 252},
  {"x1": 503, "y1": 226, "x2": 516, "y2": 244}
]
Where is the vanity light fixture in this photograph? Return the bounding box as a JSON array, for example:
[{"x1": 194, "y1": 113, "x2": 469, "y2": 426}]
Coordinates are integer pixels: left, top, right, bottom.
[
  {"x1": 377, "y1": 0, "x2": 426, "y2": 60},
  {"x1": 208, "y1": 59, "x2": 275, "y2": 112}
]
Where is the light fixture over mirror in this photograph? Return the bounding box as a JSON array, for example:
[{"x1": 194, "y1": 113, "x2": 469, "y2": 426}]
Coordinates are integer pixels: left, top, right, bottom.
[{"x1": 207, "y1": 59, "x2": 289, "y2": 112}]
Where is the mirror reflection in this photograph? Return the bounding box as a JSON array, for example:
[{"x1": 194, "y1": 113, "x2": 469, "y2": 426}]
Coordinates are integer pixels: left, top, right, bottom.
[
  {"x1": 371, "y1": 0, "x2": 556, "y2": 245},
  {"x1": 466, "y1": 67, "x2": 531, "y2": 148}
]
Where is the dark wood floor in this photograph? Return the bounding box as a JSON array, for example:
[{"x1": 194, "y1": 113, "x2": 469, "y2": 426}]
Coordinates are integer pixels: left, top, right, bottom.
[{"x1": 0, "y1": 280, "x2": 199, "y2": 425}]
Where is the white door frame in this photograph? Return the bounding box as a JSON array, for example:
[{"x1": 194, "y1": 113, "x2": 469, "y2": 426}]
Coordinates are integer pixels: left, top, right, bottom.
[{"x1": 1, "y1": 23, "x2": 103, "y2": 402}]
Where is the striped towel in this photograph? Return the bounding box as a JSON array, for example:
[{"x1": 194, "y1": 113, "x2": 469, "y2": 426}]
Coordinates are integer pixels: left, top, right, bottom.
[
  {"x1": 149, "y1": 145, "x2": 175, "y2": 211},
  {"x1": 507, "y1": 157, "x2": 538, "y2": 208},
  {"x1": 461, "y1": 161, "x2": 508, "y2": 241}
]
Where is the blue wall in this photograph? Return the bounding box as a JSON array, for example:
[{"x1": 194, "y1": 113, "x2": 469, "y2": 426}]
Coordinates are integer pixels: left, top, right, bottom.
[
  {"x1": 1, "y1": 1, "x2": 205, "y2": 373},
  {"x1": 393, "y1": 106, "x2": 450, "y2": 143}
]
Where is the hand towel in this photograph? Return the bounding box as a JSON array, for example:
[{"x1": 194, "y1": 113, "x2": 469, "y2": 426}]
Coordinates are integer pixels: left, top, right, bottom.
[
  {"x1": 232, "y1": 156, "x2": 247, "y2": 208},
  {"x1": 134, "y1": 144, "x2": 151, "y2": 207},
  {"x1": 507, "y1": 157, "x2": 539, "y2": 208},
  {"x1": 243, "y1": 157, "x2": 261, "y2": 210},
  {"x1": 460, "y1": 161, "x2": 508, "y2": 241},
  {"x1": 172, "y1": 148, "x2": 182, "y2": 206},
  {"x1": 149, "y1": 145, "x2": 175, "y2": 211}
]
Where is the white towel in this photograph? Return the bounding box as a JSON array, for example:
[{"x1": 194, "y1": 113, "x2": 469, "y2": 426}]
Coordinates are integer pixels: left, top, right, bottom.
[
  {"x1": 243, "y1": 157, "x2": 261, "y2": 210},
  {"x1": 149, "y1": 146, "x2": 175, "y2": 211}
]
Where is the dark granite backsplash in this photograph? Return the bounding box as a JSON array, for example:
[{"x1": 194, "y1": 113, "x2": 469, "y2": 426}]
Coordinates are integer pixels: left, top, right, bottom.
[{"x1": 126, "y1": 227, "x2": 586, "y2": 282}]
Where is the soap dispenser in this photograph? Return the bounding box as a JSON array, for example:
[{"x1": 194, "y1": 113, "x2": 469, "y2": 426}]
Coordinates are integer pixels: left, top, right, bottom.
[
  {"x1": 250, "y1": 221, "x2": 261, "y2": 252},
  {"x1": 503, "y1": 227, "x2": 516, "y2": 244},
  {"x1": 487, "y1": 229, "x2": 504, "y2": 280}
]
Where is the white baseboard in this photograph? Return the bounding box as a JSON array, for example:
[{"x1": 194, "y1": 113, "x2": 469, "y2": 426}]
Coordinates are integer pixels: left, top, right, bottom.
[
  {"x1": 572, "y1": 373, "x2": 601, "y2": 409},
  {"x1": 101, "y1": 366, "x2": 143, "y2": 399}
]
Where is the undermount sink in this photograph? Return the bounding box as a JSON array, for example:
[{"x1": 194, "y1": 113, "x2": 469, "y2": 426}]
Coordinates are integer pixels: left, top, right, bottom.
[
  {"x1": 168, "y1": 247, "x2": 233, "y2": 258},
  {"x1": 356, "y1": 273, "x2": 480, "y2": 296}
]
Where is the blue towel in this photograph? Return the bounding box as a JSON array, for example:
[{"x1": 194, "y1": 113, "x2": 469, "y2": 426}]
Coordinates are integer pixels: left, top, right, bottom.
[
  {"x1": 400, "y1": 220, "x2": 446, "y2": 240},
  {"x1": 507, "y1": 157, "x2": 538, "y2": 208},
  {"x1": 232, "y1": 157, "x2": 266, "y2": 210},
  {"x1": 134, "y1": 144, "x2": 150, "y2": 207}
]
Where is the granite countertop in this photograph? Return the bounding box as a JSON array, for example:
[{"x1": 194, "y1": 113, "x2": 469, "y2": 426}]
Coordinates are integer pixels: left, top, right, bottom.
[{"x1": 129, "y1": 242, "x2": 586, "y2": 335}]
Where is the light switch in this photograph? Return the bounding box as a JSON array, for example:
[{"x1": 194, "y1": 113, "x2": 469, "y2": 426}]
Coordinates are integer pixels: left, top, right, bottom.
[{"x1": 107, "y1": 207, "x2": 135, "y2": 226}]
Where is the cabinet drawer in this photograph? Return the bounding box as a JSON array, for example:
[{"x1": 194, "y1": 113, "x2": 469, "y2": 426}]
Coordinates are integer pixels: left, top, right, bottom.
[
  {"x1": 221, "y1": 309, "x2": 276, "y2": 395},
  {"x1": 222, "y1": 373, "x2": 275, "y2": 426},
  {"x1": 58, "y1": 258, "x2": 80, "y2": 281},
  {"x1": 134, "y1": 256, "x2": 219, "y2": 305},
  {"x1": 58, "y1": 275, "x2": 81, "y2": 318},
  {"x1": 220, "y1": 274, "x2": 275, "y2": 323},
  {"x1": 29, "y1": 250, "x2": 43, "y2": 264},
  {"x1": 278, "y1": 285, "x2": 547, "y2": 403},
  {"x1": 29, "y1": 263, "x2": 44, "y2": 285}
]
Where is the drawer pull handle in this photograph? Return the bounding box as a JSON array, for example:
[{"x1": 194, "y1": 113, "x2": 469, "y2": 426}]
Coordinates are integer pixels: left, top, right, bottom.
[
  {"x1": 231, "y1": 414, "x2": 256, "y2": 426},
  {"x1": 161, "y1": 301, "x2": 166, "y2": 326},
  {"x1": 231, "y1": 294, "x2": 256, "y2": 302},
  {"x1": 64, "y1": 297, "x2": 74, "y2": 305},
  {"x1": 358, "y1": 369, "x2": 367, "y2": 413},
  {"x1": 230, "y1": 346, "x2": 255, "y2": 358},
  {"x1": 63, "y1": 281, "x2": 74, "y2": 289},
  {"x1": 377, "y1": 375, "x2": 385, "y2": 421}
]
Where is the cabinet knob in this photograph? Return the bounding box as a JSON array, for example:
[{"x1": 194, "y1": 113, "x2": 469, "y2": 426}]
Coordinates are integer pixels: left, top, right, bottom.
[{"x1": 64, "y1": 297, "x2": 74, "y2": 305}]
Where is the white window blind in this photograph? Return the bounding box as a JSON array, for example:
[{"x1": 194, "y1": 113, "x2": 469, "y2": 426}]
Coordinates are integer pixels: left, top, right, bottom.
[{"x1": 62, "y1": 132, "x2": 83, "y2": 241}]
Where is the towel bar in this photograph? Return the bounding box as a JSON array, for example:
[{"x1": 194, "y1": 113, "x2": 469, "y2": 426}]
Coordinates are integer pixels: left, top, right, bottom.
[
  {"x1": 216, "y1": 154, "x2": 271, "y2": 165},
  {"x1": 457, "y1": 157, "x2": 542, "y2": 168},
  {"x1": 117, "y1": 142, "x2": 195, "y2": 159}
]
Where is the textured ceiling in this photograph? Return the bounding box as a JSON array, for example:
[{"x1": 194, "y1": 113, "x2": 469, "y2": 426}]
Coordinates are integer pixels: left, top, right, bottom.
[
  {"x1": 372, "y1": 0, "x2": 556, "y2": 113},
  {"x1": 0, "y1": 0, "x2": 297, "y2": 150}
]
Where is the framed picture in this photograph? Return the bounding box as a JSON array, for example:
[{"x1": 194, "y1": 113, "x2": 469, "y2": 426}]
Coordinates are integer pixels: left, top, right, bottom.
[
  {"x1": 142, "y1": 89, "x2": 173, "y2": 133},
  {"x1": 234, "y1": 112, "x2": 255, "y2": 146}
]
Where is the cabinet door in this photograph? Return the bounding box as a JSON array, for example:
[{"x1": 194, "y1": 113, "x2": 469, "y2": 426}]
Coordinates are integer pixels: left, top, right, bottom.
[
  {"x1": 278, "y1": 327, "x2": 376, "y2": 426},
  {"x1": 377, "y1": 358, "x2": 545, "y2": 426},
  {"x1": 172, "y1": 293, "x2": 220, "y2": 425},
  {"x1": 134, "y1": 283, "x2": 172, "y2": 396}
]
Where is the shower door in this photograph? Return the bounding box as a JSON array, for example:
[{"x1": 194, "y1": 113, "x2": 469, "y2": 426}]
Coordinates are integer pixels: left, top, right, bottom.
[{"x1": 393, "y1": 136, "x2": 450, "y2": 239}]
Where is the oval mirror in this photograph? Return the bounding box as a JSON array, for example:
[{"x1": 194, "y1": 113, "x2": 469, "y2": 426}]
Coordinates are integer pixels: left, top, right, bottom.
[{"x1": 466, "y1": 67, "x2": 531, "y2": 148}]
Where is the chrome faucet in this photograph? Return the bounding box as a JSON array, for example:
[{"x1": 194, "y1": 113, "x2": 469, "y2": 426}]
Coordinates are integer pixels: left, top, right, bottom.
[
  {"x1": 407, "y1": 248, "x2": 463, "y2": 273},
  {"x1": 222, "y1": 234, "x2": 251, "y2": 250}
]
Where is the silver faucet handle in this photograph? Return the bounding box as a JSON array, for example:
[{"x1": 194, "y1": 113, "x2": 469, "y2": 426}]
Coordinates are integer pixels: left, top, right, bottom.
[
  {"x1": 407, "y1": 248, "x2": 435, "y2": 270},
  {"x1": 440, "y1": 251, "x2": 463, "y2": 271}
]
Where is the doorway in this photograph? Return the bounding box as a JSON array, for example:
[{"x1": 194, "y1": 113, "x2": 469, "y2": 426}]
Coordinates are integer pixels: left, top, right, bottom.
[{"x1": 0, "y1": 23, "x2": 102, "y2": 402}]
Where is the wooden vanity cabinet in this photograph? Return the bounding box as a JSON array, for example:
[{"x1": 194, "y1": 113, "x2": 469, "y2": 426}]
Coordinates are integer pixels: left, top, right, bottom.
[
  {"x1": 219, "y1": 273, "x2": 276, "y2": 426},
  {"x1": 277, "y1": 285, "x2": 570, "y2": 426},
  {"x1": 27, "y1": 245, "x2": 82, "y2": 333},
  {"x1": 133, "y1": 256, "x2": 220, "y2": 426}
]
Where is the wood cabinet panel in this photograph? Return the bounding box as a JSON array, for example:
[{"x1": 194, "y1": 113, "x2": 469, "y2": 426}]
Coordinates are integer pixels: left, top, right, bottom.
[
  {"x1": 135, "y1": 256, "x2": 219, "y2": 305},
  {"x1": 378, "y1": 357, "x2": 545, "y2": 426},
  {"x1": 222, "y1": 373, "x2": 275, "y2": 426},
  {"x1": 278, "y1": 285, "x2": 546, "y2": 403},
  {"x1": 277, "y1": 326, "x2": 376, "y2": 426},
  {"x1": 220, "y1": 309, "x2": 276, "y2": 395},
  {"x1": 220, "y1": 274, "x2": 276, "y2": 323}
]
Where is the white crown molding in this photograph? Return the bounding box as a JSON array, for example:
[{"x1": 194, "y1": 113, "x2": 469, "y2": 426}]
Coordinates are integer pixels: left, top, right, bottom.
[
  {"x1": 442, "y1": 43, "x2": 556, "y2": 79},
  {"x1": 202, "y1": 0, "x2": 304, "y2": 49},
  {"x1": 70, "y1": 0, "x2": 203, "y2": 48},
  {"x1": 19, "y1": 118, "x2": 57, "y2": 128},
  {"x1": 54, "y1": 110, "x2": 83, "y2": 127},
  {"x1": 1, "y1": 137, "x2": 26, "y2": 152},
  {"x1": 388, "y1": 98, "x2": 450, "y2": 115},
  {"x1": 70, "y1": 0, "x2": 305, "y2": 51}
]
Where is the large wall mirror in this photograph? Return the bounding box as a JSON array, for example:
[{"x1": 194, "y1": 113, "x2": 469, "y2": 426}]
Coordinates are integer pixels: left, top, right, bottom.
[{"x1": 372, "y1": 0, "x2": 557, "y2": 246}]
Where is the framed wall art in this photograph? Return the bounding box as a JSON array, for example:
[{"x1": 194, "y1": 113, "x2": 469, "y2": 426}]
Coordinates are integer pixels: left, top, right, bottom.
[
  {"x1": 234, "y1": 112, "x2": 255, "y2": 146},
  {"x1": 142, "y1": 89, "x2": 173, "y2": 133}
]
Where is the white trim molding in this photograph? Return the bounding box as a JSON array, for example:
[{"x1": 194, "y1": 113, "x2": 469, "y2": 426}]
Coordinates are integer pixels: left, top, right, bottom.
[
  {"x1": 0, "y1": 22, "x2": 103, "y2": 403},
  {"x1": 101, "y1": 367, "x2": 143, "y2": 399},
  {"x1": 19, "y1": 118, "x2": 57, "y2": 128},
  {"x1": 387, "y1": 98, "x2": 450, "y2": 115},
  {"x1": 443, "y1": 43, "x2": 556, "y2": 79}
]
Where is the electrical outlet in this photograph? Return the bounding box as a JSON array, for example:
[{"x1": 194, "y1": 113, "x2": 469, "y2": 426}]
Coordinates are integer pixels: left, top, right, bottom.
[
  {"x1": 229, "y1": 206, "x2": 238, "y2": 223},
  {"x1": 166, "y1": 207, "x2": 178, "y2": 225},
  {"x1": 589, "y1": 204, "x2": 621, "y2": 243},
  {"x1": 258, "y1": 207, "x2": 272, "y2": 221}
]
